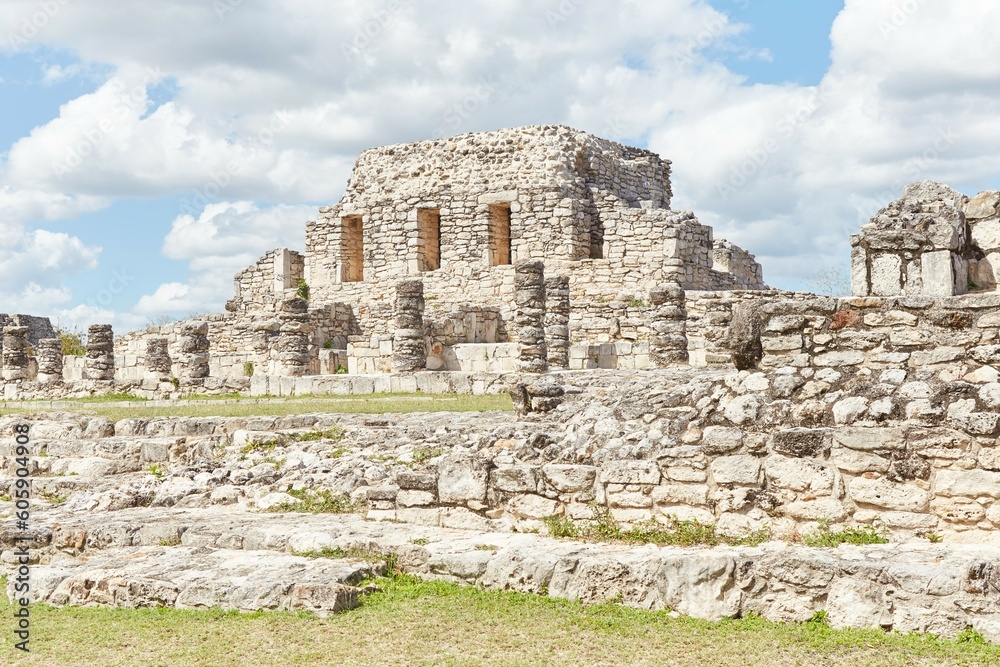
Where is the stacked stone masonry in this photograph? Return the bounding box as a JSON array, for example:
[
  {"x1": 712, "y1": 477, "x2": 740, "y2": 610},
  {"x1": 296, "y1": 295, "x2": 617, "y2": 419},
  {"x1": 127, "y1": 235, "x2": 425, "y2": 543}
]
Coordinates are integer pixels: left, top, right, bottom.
[
  {"x1": 852, "y1": 181, "x2": 1000, "y2": 297},
  {"x1": 85, "y1": 325, "x2": 115, "y2": 381}
]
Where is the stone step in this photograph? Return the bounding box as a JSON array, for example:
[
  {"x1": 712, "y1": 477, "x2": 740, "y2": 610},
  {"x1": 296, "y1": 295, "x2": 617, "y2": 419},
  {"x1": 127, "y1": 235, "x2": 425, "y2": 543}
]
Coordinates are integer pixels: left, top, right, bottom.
[
  {"x1": 12, "y1": 545, "x2": 374, "y2": 617},
  {"x1": 1, "y1": 437, "x2": 219, "y2": 462},
  {"x1": 4, "y1": 508, "x2": 1000, "y2": 641}
]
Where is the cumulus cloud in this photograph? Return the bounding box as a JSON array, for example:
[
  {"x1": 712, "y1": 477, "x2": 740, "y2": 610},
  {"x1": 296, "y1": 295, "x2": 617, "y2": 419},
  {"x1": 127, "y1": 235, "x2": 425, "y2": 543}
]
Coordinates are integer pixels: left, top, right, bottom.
[
  {"x1": 1, "y1": 0, "x2": 999, "y2": 325},
  {"x1": 131, "y1": 201, "x2": 314, "y2": 318}
]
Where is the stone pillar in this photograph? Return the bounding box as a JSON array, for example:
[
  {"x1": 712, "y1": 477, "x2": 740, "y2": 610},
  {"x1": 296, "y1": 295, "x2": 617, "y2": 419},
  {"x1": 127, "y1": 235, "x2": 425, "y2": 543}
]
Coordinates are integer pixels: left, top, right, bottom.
[
  {"x1": 36, "y1": 338, "x2": 63, "y2": 384},
  {"x1": 176, "y1": 322, "x2": 210, "y2": 379},
  {"x1": 145, "y1": 338, "x2": 171, "y2": 376},
  {"x1": 544, "y1": 275, "x2": 570, "y2": 370},
  {"x1": 85, "y1": 324, "x2": 115, "y2": 381},
  {"x1": 392, "y1": 280, "x2": 426, "y2": 373},
  {"x1": 2, "y1": 326, "x2": 31, "y2": 381},
  {"x1": 649, "y1": 284, "x2": 689, "y2": 367},
  {"x1": 514, "y1": 260, "x2": 548, "y2": 374},
  {"x1": 273, "y1": 298, "x2": 312, "y2": 377}
]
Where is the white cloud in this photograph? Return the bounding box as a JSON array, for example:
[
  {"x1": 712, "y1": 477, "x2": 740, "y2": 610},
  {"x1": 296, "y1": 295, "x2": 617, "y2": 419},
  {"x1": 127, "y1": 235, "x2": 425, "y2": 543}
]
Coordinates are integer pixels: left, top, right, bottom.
[
  {"x1": 0, "y1": 0, "x2": 998, "y2": 315},
  {"x1": 0, "y1": 187, "x2": 104, "y2": 314},
  {"x1": 130, "y1": 201, "x2": 315, "y2": 319}
]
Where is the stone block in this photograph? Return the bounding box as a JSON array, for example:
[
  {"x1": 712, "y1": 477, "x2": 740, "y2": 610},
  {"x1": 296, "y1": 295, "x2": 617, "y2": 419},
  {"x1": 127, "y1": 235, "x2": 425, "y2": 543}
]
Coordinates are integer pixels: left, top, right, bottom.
[
  {"x1": 710, "y1": 455, "x2": 762, "y2": 486},
  {"x1": 920, "y1": 251, "x2": 957, "y2": 296},
  {"x1": 848, "y1": 477, "x2": 930, "y2": 512},
  {"x1": 870, "y1": 254, "x2": 903, "y2": 296}
]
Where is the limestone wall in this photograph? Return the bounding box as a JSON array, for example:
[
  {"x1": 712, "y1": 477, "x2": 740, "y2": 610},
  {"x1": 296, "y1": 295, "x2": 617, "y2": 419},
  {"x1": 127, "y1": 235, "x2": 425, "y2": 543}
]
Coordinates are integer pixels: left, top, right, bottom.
[
  {"x1": 231, "y1": 248, "x2": 305, "y2": 313},
  {"x1": 0, "y1": 314, "x2": 56, "y2": 348},
  {"x1": 343, "y1": 367, "x2": 1000, "y2": 545},
  {"x1": 851, "y1": 181, "x2": 1000, "y2": 297}
]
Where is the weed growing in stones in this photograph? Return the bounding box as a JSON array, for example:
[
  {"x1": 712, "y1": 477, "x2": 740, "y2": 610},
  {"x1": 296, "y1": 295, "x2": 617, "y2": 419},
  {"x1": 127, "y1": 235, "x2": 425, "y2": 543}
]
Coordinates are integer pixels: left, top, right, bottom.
[
  {"x1": 544, "y1": 506, "x2": 771, "y2": 548},
  {"x1": 289, "y1": 427, "x2": 345, "y2": 443},
  {"x1": 801, "y1": 523, "x2": 888, "y2": 548},
  {"x1": 267, "y1": 488, "x2": 358, "y2": 514}
]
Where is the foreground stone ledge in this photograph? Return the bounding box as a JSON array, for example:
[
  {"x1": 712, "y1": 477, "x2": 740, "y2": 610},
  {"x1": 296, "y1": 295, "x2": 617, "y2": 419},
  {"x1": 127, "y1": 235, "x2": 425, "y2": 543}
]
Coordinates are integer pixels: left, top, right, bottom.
[
  {"x1": 10, "y1": 544, "x2": 373, "y2": 617},
  {"x1": 5, "y1": 509, "x2": 1000, "y2": 641}
]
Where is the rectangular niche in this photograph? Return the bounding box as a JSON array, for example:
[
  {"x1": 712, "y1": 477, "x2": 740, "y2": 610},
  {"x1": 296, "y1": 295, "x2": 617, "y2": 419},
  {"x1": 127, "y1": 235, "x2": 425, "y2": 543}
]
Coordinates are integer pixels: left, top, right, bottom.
[
  {"x1": 488, "y1": 204, "x2": 512, "y2": 266},
  {"x1": 417, "y1": 209, "x2": 441, "y2": 272},
  {"x1": 341, "y1": 215, "x2": 364, "y2": 283}
]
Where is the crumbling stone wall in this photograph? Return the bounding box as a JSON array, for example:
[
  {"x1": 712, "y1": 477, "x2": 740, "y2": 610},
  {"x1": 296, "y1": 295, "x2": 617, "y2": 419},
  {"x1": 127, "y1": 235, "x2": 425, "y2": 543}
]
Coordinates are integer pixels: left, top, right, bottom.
[
  {"x1": 362, "y1": 366, "x2": 1000, "y2": 544},
  {"x1": 230, "y1": 248, "x2": 305, "y2": 313},
  {"x1": 851, "y1": 181, "x2": 1000, "y2": 297}
]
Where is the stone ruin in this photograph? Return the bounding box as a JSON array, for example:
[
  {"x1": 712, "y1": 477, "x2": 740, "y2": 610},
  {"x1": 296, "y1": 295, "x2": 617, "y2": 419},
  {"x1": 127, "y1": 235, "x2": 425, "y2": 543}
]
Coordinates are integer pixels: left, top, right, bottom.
[
  {"x1": 5, "y1": 128, "x2": 1000, "y2": 642},
  {"x1": 104, "y1": 125, "x2": 766, "y2": 389},
  {"x1": 852, "y1": 181, "x2": 1000, "y2": 296}
]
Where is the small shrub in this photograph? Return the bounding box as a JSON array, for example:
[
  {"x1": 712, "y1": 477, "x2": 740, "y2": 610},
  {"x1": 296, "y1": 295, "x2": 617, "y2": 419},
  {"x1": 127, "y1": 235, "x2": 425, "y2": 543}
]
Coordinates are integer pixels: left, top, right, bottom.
[
  {"x1": 335, "y1": 364, "x2": 349, "y2": 375},
  {"x1": 158, "y1": 536, "x2": 182, "y2": 547},
  {"x1": 243, "y1": 361, "x2": 254, "y2": 377},
  {"x1": 0, "y1": 495, "x2": 11, "y2": 502},
  {"x1": 296, "y1": 279, "x2": 310, "y2": 301},
  {"x1": 169, "y1": 375, "x2": 180, "y2": 389},
  {"x1": 148, "y1": 465, "x2": 165, "y2": 479},
  {"x1": 323, "y1": 339, "x2": 334, "y2": 349},
  {"x1": 57, "y1": 328, "x2": 86, "y2": 356},
  {"x1": 409, "y1": 537, "x2": 429, "y2": 546}
]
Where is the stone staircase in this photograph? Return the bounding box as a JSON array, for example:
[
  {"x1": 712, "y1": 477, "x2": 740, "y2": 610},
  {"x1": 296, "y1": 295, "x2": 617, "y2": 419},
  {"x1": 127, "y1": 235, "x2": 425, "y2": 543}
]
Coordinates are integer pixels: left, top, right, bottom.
[{"x1": 2, "y1": 404, "x2": 1000, "y2": 641}]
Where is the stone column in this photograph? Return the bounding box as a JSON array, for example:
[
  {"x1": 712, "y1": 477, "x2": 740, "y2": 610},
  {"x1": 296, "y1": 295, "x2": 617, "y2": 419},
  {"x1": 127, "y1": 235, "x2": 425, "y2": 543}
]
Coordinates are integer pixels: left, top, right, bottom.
[
  {"x1": 273, "y1": 298, "x2": 312, "y2": 377},
  {"x1": 85, "y1": 324, "x2": 115, "y2": 381},
  {"x1": 544, "y1": 275, "x2": 570, "y2": 370},
  {"x1": 2, "y1": 326, "x2": 30, "y2": 381},
  {"x1": 392, "y1": 280, "x2": 426, "y2": 373},
  {"x1": 176, "y1": 322, "x2": 210, "y2": 379},
  {"x1": 145, "y1": 338, "x2": 171, "y2": 377},
  {"x1": 514, "y1": 260, "x2": 548, "y2": 374},
  {"x1": 36, "y1": 338, "x2": 63, "y2": 384},
  {"x1": 649, "y1": 284, "x2": 689, "y2": 367}
]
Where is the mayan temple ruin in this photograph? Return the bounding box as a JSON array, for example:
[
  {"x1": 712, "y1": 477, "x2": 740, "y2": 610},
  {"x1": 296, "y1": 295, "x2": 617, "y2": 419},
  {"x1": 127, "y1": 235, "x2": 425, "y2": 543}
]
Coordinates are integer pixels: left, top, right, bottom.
[{"x1": 6, "y1": 126, "x2": 1000, "y2": 642}]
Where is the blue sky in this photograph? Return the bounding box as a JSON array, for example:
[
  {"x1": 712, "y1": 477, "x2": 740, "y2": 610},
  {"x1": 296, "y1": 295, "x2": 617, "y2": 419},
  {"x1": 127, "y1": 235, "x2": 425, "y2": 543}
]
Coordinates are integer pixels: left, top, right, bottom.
[{"x1": 1, "y1": 0, "x2": 998, "y2": 332}]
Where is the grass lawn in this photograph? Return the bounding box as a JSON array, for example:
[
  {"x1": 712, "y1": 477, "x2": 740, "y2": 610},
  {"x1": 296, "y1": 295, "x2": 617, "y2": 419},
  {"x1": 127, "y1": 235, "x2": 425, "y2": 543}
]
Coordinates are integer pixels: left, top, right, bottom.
[
  {"x1": 2, "y1": 574, "x2": 998, "y2": 667},
  {"x1": 0, "y1": 392, "x2": 513, "y2": 421}
]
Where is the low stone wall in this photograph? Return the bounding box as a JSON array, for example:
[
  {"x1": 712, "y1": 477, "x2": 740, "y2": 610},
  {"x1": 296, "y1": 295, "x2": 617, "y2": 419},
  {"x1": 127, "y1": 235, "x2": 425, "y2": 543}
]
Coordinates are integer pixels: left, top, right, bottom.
[
  {"x1": 333, "y1": 367, "x2": 1000, "y2": 545},
  {"x1": 758, "y1": 293, "x2": 1000, "y2": 373}
]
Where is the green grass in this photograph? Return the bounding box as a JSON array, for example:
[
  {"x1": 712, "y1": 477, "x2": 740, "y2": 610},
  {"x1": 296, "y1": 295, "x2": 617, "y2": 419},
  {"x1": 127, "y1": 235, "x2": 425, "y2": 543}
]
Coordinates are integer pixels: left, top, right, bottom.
[
  {"x1": 545, "y1": 507, "x2": 772, "y2": 548},
  {"x1": 0, "y1": 392, "x2": 513, "y2": 422},
  {"x1": 71, "y1": 392, "x2": 148, "y2": 404},
  {"x1": 2, "y1": 573, "x2": 998, "y2": 666},
  {"x1": 288, "y1": 427, "x2": 345, "y2": 443},
  {"x1": 801, "y1": 524, "x2": 889, "y2": 548},
  {"x1": 265, "y1": 488, "x2": 357, "y2": 514}
]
